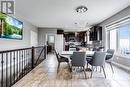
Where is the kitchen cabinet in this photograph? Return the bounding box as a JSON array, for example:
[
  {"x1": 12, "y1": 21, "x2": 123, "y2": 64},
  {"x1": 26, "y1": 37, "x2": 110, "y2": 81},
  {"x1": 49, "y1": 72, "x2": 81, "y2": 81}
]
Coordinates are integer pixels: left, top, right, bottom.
[{"x1": 89, "y1": 26, "x2": 102, "y2": 41}]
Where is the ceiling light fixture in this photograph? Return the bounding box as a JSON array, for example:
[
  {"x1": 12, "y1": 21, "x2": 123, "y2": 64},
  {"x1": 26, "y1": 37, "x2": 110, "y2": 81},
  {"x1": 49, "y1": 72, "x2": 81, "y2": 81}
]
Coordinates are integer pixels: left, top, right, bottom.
[{"x1": 76, "y1": 6, "x2": 88, "y2": 13}]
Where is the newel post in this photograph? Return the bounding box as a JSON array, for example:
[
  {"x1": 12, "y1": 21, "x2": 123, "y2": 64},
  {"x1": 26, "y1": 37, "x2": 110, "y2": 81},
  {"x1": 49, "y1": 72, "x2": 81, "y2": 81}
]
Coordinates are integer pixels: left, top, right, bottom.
[
  {"x1": 44, "y1": 45, "x2": 47, "y2": 59},
  {"x1": 31, "y1": 46, "x2": 35, "y2": 69}
]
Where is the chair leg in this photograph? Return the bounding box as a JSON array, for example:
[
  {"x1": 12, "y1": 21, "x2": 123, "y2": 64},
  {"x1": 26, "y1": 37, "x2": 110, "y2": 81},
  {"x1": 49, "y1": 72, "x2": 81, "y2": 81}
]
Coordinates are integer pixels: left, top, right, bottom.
[
  {"x1": 91, "y1": 66, "x2": 94, "y2": 78},
  {"x1": 100, "y1": 67, "x2": 102, "y2": 73},
  {"x1": 71, "y1": 66, "x2": 73, "y2": 79},
  {"x1": 67, "y1": 62, "x2": 72, "y2": 72},
  {"x1": 57, "y1": 63, "x2": 60, "y2": 73},
  {"x1": 102, "y1": 66, "x2": 106, "y2": 78},
  {"x1": 103, "y1": 63, "x2": 105, "y2": 69},
  {"x1": 109, "y1": 62, "x2": 114, "y2": 73},
  {"x1": 87, "y1": 62, "x2": 89, "y2": 68},
  {"x1": 83, "y1": 66, "x2": 87, "y2": 79},
  {"x1": 96, "y1": 66, "x2": 97, "y2": 72}
]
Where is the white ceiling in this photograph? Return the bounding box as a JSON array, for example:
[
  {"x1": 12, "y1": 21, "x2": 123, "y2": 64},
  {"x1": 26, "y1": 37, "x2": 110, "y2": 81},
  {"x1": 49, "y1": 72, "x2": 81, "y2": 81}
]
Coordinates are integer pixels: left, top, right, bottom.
[{"x1": 15, "y1": 0, "x2": 130, "y2": 30}]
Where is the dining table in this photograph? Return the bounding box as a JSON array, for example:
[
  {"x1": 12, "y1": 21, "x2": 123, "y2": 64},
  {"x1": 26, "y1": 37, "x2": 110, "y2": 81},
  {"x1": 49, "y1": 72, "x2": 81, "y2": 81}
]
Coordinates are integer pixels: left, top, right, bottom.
[
  {"x1": 61, "y1": 51, "x2": 95, "y2": 56},
  {"x1": 61, "y1": 50, "x2": 111, "y2": 57},
  {"x1": 61, "y1": 51, "x2": 95, "y2": 60}
]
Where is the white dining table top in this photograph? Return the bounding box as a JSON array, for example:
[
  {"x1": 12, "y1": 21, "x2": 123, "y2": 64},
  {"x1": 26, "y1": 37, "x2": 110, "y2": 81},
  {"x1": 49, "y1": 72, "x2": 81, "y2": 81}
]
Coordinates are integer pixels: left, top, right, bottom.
[{"x1": 61, "y1": 51, "x2": 95, "y2": 55}]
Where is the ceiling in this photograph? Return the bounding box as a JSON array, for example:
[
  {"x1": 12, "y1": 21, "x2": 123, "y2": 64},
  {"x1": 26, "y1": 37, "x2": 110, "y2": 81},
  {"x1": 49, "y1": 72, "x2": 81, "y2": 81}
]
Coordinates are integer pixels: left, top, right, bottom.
[{"x1": 15, "y1": 0, "x2": 130, "y2": 30}]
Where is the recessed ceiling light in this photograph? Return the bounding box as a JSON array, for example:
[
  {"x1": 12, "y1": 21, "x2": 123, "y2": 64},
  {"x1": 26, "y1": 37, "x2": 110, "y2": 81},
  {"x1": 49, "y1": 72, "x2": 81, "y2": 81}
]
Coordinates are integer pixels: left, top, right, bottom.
[{"x1": 74, "y1": 22, "x2": 77, "y2": 24}]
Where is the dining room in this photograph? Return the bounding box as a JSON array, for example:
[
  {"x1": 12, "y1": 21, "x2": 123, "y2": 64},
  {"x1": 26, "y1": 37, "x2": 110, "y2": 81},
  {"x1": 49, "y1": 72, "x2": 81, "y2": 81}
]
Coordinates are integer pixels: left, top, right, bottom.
[{"x1": 0, "y1": 0, "x2": 130, "y2": 87}]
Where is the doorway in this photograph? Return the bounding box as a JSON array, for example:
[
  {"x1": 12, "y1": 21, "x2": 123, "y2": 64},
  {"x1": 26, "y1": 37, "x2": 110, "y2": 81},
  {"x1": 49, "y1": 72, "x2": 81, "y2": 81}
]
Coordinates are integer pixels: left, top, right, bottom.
[{"x1": 46, "y1": 34, "x2": 55, "y2": 53}]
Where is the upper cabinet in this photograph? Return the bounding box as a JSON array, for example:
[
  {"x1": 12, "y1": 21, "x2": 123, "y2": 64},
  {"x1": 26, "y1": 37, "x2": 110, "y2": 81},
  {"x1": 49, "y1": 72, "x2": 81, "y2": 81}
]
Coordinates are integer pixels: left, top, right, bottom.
[
  {"x1": 64, "y1": 31, "x2": 87, "y2": 42},
  {"x1": 77, "y1": 31, "x2": 86, "y2": 42},
  {"x1": 89, "y1": 26, "x2": 102, "y2": 41},
  {"x1": 64, "y1": 32, "x2": 75, "y2": 42}
]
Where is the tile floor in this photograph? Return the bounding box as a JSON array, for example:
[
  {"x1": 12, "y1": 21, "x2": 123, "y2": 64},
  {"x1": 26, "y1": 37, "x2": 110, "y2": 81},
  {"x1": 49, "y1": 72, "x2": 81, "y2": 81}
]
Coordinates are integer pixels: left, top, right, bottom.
[{"x1": 12, "y1": 53, "x2": 130, "y2": 87}]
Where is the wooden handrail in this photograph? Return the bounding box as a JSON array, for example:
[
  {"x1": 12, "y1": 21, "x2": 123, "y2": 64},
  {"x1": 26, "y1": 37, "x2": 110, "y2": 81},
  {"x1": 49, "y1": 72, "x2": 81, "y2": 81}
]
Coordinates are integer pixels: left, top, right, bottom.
[
  {"x1": 0, "y1": 46, "x2": 45, "y2": 53},
  {"x1": 33, "y1": 46, "x2": 44, "y2": 48},
  {"x1": 0, "y1": 47, "x2": 32, "y2": 53}
]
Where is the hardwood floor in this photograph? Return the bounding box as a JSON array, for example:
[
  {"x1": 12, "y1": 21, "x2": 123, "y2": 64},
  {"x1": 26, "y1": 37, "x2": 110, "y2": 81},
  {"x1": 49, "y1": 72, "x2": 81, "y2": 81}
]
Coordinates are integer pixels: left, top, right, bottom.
[{"x1": 12, "y1": 53, "x2": 130, "y2": 87}]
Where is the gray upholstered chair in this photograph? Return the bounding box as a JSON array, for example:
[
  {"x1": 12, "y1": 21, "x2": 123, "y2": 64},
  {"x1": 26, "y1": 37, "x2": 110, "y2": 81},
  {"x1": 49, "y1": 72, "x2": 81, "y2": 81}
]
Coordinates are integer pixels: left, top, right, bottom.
[
  {"x1": 71, "y1": 52, "x2": 86, "y2": 78},
  {"x1": 54, "y1": 50, "x2": 70, "y2": 72},
  {"x1": 106, "y1": 49, "x2": 115, "y2": 73},
  {"x1": 88, "y1": 52, "x2": 106, "y2": 78}
]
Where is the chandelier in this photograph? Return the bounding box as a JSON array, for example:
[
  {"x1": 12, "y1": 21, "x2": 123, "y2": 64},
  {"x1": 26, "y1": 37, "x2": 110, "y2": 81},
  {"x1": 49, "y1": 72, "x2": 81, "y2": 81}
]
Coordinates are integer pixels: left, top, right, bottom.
[{"x1": 76, "y1": 6, "x2": 88, "y2": 13}]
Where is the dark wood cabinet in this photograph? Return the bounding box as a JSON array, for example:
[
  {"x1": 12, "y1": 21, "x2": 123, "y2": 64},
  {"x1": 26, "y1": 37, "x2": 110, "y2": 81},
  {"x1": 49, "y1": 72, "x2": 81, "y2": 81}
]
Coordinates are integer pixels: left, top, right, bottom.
[
  {"x1": 77, "y1": 31, "x2": 86, "y2": 42},
  {"x1": 64, "y1": 32, "x2": 75, "y2": 42},
  {"x1": 64, "y1": 31, "x2": 86, "y2": 42},
  {"x1": 89, "y1": 26, "x2": 102, "y2": 41},
  {"x1": 57, "y1": 29, "x2": 64, "y2": 34}
]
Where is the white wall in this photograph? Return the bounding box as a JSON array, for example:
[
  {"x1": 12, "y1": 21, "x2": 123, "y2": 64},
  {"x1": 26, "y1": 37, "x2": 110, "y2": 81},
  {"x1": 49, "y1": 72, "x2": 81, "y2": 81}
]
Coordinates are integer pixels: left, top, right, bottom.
[
  {"x1": 38, "y1": 28, "x2": 65, "y2": 53},
  {"x1": 55, "y1": 34, "x2": 64, "y2": 53},
  {"x1": 38, "y1": 28, "x2": 57, "y2": 45},
  {"x1": 31, "y1": 31, "x2": 38, "y2": 46},
  {"x1": 100, "y1": 6, "x2": 130, "y2": 68},
  {"x1": 0, "y1": 12, "x2": 38, "y2": 50}
]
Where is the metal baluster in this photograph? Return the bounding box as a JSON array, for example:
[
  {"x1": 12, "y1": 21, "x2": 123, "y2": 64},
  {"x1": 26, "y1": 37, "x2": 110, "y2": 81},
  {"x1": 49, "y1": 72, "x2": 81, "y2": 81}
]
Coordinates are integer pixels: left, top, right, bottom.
[
  {"x1": 23, "y1": 50, "x2": 25, "y2": 76},
  {"x1": 22, "y1": 50, "x2": 23, "y2": 77},
  {"x1": 22, "y1": 50, "x2": 24, "y2": 76},
  {"x1": 24, "y1": 50, "x2": 27, "y2": 75},
  {"x1": 6, "y1": 53, "x2": 8, "y2": 87},
  {"x1": 25, "y1": 50, "x2": 27, "y2": 74},
  {"x1": 16, "y1": 51, "x2": 18, "y2": 81},
  {"x1": 29, "y1": 50, "x2": 31, "y2": 72},
  {"x1": 13, "y1": 51, "x2": 16, "y2": 84},
  {"x1": 26, "y1": 50, "x2": 29, "y2": 73},
  {"x1": 10, "y1": 52, "x2": 12, "y2": 86},
  {"x1": 19, "y1": 51, "x2": 21, "y2": 79},
  {"x1": 1, "y1": 53, "x2": 4, "y2": 87},
  {"x1": 28, "y1": 50, "x2": 30, "y2": 72},
  {"x1": 31, "y1": 47, "x2": 35, "y2": 69},
  {"x1": 26, "y1": 50, "x2": 28, "y2": 73},
  {"x1": 44, "y1": 46, "x2": 46, "y2": 59}
]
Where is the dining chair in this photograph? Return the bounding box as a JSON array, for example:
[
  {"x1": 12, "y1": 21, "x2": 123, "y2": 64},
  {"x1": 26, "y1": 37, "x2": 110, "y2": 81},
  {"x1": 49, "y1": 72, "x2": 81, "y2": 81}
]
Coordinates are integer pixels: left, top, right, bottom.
[
  {"x1": 71, "y1": 52, "x2": 87, "y2": 78},
  {"x1": 88, "y1": 52, "x2": 106, "y2": 78},
  {"x1": 106, "y1": 49, "x2": 115, "y2": 73},
  {"x1": 54, "y1": 49, "x2": 70, "y2": 72}
]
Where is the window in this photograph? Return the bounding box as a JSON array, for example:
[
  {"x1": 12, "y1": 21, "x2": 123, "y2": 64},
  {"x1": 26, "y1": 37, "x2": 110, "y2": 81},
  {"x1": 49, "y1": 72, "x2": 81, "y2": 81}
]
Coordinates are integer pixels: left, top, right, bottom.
[
  {"x1": 118, "y1": 25, "x2": 130, "y2": 55},
  {"x1": 109, "y1": 29, "x2": 117, "y2": 50},
  {"x1": 107, "y1": 20, "x2": 130, "y2": 56},
  {"x1": 48, "y1": 35, "x2": 55, "y2": 43}
]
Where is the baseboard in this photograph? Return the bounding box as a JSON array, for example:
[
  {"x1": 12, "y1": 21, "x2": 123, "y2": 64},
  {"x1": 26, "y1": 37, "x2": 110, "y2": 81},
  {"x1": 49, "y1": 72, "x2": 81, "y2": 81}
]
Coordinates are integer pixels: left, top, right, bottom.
[{"x1": 112, "y1": 62, "x2": 130, "y2": 73}]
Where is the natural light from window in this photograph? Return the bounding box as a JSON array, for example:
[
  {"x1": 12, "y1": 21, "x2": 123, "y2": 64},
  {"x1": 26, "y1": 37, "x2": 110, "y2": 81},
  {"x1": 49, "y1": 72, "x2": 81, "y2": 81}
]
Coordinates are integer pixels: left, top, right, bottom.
[
  {"x1": 110, "y1": 29, "x2": 117, "y2": 50},
  {"x1": 107, "y1": 23, "x2": 130, "y2": 56},
  {"x1": 119, "y1": 25, "x2": 130, "y2": 55},
  {"x1": 49, "y1": 35, "x2": 55, "y2": 43}
]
